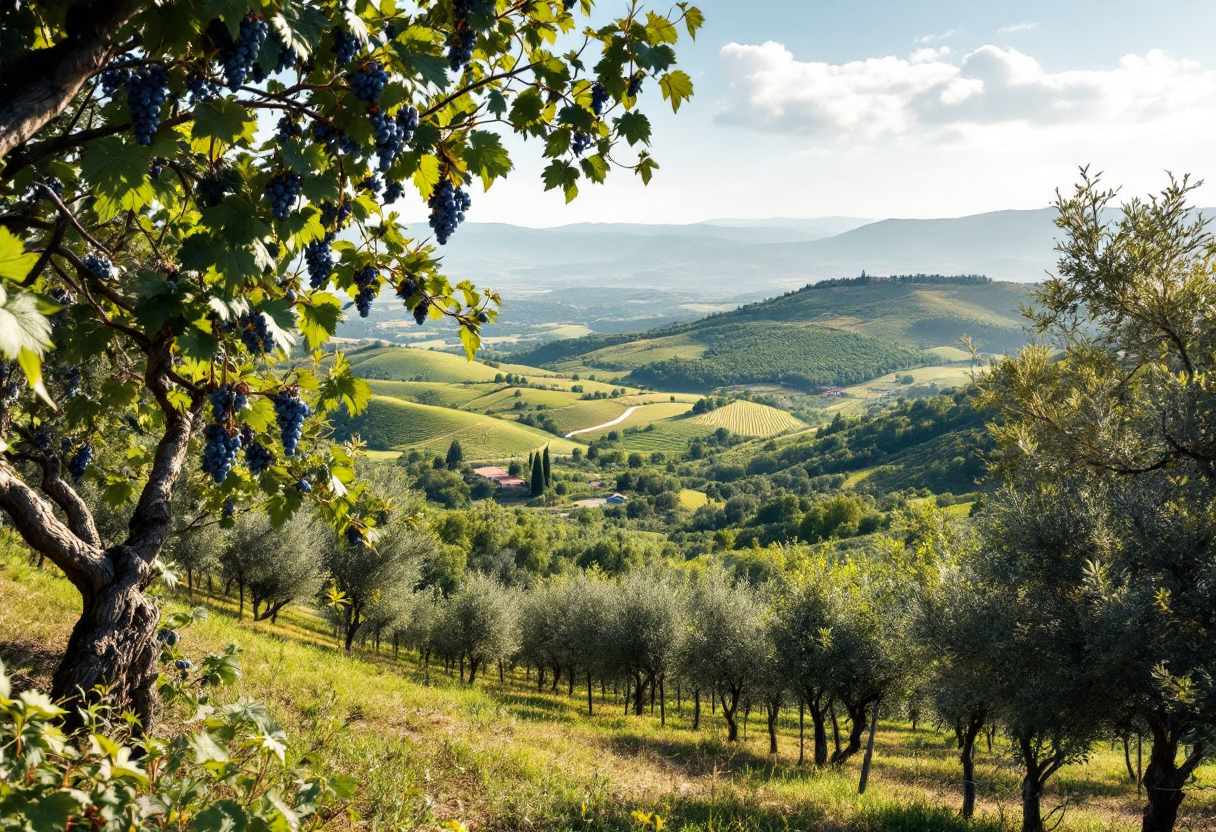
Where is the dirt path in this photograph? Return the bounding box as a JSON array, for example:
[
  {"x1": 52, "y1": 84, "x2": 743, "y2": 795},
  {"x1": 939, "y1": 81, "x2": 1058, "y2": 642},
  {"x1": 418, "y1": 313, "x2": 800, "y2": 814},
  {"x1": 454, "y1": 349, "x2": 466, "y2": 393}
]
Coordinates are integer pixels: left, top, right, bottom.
[{"x1": 564, "y1": 405, "x2": 640, "y2": 438}]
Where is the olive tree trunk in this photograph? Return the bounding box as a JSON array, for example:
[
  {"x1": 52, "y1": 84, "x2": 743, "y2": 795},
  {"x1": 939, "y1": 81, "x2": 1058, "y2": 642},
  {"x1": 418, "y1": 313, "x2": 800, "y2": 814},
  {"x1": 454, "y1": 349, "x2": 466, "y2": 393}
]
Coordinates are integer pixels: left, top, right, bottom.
[{"x1": 1141, "y1": 725, "x2": 1205, "y2": 832}]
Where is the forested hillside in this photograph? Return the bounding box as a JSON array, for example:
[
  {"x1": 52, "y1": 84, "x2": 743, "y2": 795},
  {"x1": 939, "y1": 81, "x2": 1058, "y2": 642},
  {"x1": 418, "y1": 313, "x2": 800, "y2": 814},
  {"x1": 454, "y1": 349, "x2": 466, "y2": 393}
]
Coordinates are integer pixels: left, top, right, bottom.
[{"x1": 512, "y1": 278, "x2": 1033, "y2": 392}]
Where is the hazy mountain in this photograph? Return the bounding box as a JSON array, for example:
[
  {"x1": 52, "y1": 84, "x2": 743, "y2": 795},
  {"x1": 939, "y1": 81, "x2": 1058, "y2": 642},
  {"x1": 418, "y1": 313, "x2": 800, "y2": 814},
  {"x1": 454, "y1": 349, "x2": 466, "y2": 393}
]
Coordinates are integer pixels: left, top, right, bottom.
[{"x1": 434, "y1": 210, "x2": 1062, "y2": 304}]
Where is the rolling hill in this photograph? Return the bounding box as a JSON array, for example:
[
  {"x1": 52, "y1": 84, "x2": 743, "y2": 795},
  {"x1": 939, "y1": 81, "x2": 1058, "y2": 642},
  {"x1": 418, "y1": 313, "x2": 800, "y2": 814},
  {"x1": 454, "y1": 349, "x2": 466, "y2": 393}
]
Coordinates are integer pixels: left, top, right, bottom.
[
  {"x1": 511, "y1": 277, "x2": 1033, "y2": 393},
  {"x1": 338, "y1": 395, "x2": 581, "y2": 459}
]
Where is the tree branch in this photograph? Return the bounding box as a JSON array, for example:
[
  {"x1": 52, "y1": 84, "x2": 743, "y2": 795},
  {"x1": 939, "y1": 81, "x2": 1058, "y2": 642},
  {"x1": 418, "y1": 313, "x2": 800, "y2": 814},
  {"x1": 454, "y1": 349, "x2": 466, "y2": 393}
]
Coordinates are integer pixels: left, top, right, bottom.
[
  {"x1": 0, "y1": 0, "x2": 146, "y2": 164},
  {"x1": 0, "y1": 459, "x2": 109, "y2": 593},
  {"x1": 7, "y1": 448, "x2": 103, "y2": 549},
  {"x1": 124, "y1": 337, "x2": 202, "y2": 560}
]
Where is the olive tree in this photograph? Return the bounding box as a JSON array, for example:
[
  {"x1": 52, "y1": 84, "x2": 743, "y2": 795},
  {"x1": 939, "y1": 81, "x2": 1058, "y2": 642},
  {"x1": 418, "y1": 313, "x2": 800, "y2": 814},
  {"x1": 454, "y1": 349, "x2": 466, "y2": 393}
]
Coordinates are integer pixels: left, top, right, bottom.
[
  {"x1": 964, "y1": 478, "x2": 1113, "y2": 832},
  {"x1": 984, "y1": 172, "x2": 1216, "y2": 832},
  {"x1": 679, "y1": 570, "x2": 767, "y2": 741},
  {"x1": 609, "y1": 570, "x2": 682, "y2": 717},
  {"x1": 434, "y1": 572, "x2": 517, "y2": 685},
  {"x1": 0, "y1": 0, "x2": 701, "y2": 727},
  {"x1": 324, "y1": 520, "x2": 429, "y2": 652},
  {"x1": 217, "y1": 508, "x2": 325, "y2": 620}
]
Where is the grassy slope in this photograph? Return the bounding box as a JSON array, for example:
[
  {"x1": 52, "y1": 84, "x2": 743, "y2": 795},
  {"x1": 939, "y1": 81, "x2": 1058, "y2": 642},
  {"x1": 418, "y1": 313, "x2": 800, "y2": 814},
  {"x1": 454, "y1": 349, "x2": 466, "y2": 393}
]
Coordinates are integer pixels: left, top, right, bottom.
[
  {"x1": 345, "y1": 347, "x2": 502, "y2": 383},
  {"x1": 3, "y1": 550, "x2": 1210, "y2": 832},
  {"x1": 351, "y1": 396, "x2": 581, "y2": 458}
]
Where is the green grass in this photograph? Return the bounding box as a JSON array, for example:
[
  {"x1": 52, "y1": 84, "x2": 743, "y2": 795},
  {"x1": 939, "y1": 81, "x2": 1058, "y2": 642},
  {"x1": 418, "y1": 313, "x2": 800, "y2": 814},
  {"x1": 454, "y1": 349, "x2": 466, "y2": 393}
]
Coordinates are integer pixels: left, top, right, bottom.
[
  {"x1": 4, "y1": 549, "x2": 1213, "y2": 832},
  {"x1": 679, "y1": 489, "x2": 709, "y2": 510},
  {"x1": 688, "y1": 401, "x2": 806, "y2": 437},
  {"x1": 614, "y1": 420, "x2": 718, "y2": 452},
  {"x1": 345, "y1": 346, "x2": 502, "y2": 383},
  {"x1": 349, "y1": 395, "x2": 581, "y2": 459},
  {"x1": 364, "y1": 379, "x2": 493, "y2": 408},
  {"x1": 578, "y1": 402, "x2": 697, "y2": 439}
]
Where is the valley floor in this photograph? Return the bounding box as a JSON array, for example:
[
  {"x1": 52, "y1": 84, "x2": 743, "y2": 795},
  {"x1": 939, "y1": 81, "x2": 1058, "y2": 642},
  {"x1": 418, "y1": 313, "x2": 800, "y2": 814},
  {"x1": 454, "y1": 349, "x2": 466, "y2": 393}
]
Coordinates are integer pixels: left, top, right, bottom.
[{"x1": 2, "y1": 550, "x2": 1212, "y2": 832}]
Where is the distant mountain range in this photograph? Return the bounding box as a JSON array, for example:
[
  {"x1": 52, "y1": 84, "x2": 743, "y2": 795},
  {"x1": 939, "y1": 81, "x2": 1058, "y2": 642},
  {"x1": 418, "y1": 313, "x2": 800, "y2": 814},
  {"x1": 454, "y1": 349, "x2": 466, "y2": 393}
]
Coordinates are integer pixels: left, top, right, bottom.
[
  {"x1": 339, "y1": 206, "x2": 1213, "y2": 348},
  {"x1": 434, "y1": 209, "x2": 1061, "y2": 300}
]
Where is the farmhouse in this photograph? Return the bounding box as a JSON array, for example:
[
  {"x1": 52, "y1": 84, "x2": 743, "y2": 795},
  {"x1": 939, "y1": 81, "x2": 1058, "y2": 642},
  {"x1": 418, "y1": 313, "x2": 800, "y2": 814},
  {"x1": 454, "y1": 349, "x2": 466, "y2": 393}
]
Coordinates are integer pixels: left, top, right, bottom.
[
  {"x1": 820, "y1": 386, "x2": 846, "y2": 397},
  {"x1": 473, "y1": 466, "x2": 527, "y2": 490}
]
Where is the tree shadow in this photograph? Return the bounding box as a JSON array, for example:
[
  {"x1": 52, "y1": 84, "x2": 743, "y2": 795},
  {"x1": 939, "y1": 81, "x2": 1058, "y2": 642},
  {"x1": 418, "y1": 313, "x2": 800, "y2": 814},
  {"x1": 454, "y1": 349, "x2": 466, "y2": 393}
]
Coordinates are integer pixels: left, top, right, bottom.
[{"x1": 0, "y1": 638, "x2": 60, "y2": 693}]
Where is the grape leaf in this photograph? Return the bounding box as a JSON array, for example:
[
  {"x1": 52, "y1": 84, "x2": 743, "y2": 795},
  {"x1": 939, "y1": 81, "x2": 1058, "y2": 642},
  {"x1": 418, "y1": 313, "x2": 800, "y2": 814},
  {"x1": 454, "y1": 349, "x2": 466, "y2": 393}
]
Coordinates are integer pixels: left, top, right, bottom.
[{"x1": 0, "y1": 227, "x2": 38, "y2": 282}]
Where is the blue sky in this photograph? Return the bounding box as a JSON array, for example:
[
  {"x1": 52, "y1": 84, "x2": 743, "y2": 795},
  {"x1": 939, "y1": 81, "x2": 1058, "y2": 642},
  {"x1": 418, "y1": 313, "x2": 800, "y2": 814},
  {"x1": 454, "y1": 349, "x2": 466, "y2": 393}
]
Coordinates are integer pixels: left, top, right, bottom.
[{"x1": 450, "y1": 1, "x2": 1216, "y2": 225}]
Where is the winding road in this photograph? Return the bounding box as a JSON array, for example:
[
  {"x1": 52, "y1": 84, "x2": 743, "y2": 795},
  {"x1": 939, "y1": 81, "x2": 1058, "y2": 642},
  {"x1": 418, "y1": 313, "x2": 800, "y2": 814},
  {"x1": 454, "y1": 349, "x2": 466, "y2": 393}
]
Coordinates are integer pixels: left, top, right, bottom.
[{"x1": 564, "y1": 406, "x2": 640, "y2": 438}]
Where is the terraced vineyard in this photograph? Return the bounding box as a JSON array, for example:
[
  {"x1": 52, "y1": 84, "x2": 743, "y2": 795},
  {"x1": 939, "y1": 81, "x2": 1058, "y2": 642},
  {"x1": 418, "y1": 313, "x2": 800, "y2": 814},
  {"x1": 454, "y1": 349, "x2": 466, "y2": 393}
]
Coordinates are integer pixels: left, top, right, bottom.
[
  {"x1": 346, "y1": 396, "x2": 580, "y2": 459},
  {"x1": 688, "y1": 401, "x2": 806, "y2": 437}
]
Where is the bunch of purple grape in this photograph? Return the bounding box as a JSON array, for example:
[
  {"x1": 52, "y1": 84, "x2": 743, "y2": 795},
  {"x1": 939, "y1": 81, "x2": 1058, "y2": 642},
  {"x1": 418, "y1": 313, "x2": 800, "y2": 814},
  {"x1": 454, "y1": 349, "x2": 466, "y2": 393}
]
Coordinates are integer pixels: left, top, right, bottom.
[
  {"x1": 221, "y1": 14, "x2": 268, "y2": 89},
  {"x1": 428, "y1": 177, "x2": 471, "y2": 244},
  {"x1": 265, "y1": 171, "x2": 302, "y2": 219},
  {"x1": 353, "y1": 265, "x2": 378, "y2": 317},
  {"x1": 590, "y1": 82, "x2": 610, "y2": 116},
  {"x1": 240, "y1": 425, "x2": 274, "y2": 474},
  {"x1": 351, "y1": 61, "x2": 389, "y2": 102},
  {"x1": 332, "y1": 28, "x2": 360, "y2": 65},
  {"x1": 82, "y1": 253, "x2": 113, "y2": 281},
  {"x1": 125, "y1": 64, "x2": 168, "y2": 145},
  {"x1": 67, "y1": 441, "x2": 94, "y2": 480},
  {"x1": 273, "y1": 388, "x2": 310, "y2": 456},
  {"x1": 239, "y1": 311, "x2": 273, "y2": 354}
]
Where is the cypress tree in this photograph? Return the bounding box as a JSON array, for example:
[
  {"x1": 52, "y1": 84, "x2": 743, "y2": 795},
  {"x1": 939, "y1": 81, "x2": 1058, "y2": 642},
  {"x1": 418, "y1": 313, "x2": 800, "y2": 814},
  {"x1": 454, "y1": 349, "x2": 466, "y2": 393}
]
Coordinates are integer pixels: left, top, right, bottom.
[
  {"x1": 531, "y1": 451, "x2": 545, "y2": 496},
  {"x1": 542, "y1": 445, "x2": 552, "y2": 485}
]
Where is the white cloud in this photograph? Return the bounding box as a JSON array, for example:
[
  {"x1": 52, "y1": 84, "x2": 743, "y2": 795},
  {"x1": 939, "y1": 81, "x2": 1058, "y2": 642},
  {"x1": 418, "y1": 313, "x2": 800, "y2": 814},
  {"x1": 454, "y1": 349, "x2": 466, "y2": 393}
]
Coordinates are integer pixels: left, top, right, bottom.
[
  {"x1": 915, "y1": 29, "x2": 961, "y2": 44},
  {"x1": 999, "y1": 22, "x2": 1038, "y2": 34},
  {"x1": 716, "y1": 42, "x2": 1216, "y2": 139}
]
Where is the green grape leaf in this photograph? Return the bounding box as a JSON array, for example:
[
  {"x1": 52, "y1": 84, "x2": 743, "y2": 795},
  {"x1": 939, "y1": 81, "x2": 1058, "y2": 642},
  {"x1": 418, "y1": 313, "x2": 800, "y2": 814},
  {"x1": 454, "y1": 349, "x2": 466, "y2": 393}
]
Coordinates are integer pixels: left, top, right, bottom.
[
  {"x1": 0, "y1": 227, "x2": 38, "y2": 282},
  {"x1": 460, "y1": 325, "x2": 481, "y2": 360},
  {"x1": 464, "y1": 131, "x2": 513, "y2": 190},
  {"x1": 542, "y1": 161, "x2": 579, "y2": 203},
  {"x1": 79, "y1": 137, "x2": 156, "y2": 222},
  {"x1": 659, "y1": 70, "x2": 694, "y2": 113},
  {"x1": 615, "y1": 112, "x2": 652, "y2": 146},
  {"x1": 192, "y1": 98, "x2": 257, "y2": 145}
]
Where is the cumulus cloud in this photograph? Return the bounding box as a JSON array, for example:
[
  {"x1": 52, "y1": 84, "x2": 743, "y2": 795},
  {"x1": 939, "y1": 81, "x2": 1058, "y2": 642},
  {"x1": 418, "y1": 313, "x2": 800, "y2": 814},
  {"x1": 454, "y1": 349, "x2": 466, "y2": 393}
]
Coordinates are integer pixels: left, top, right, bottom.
[
  {"x1": 999, "y1": 22, "x2": 1038, "y2": 34},
  {"x1": 716, "y1": 42, "x2": 1216, "y2": 139}
]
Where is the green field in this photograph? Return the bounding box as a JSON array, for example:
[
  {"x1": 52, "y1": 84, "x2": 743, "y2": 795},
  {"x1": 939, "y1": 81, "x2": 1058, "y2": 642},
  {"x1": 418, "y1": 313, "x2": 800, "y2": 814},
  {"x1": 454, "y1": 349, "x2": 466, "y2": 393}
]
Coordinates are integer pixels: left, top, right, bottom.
[
  {"x1": 688, "y1": 401, "x2": 806, "y2": 437},
  {"x1": 579, "y1": 402, "x2": 697, "y2": 439},
  {"x1": 348, "y1": 395, "x2": 581, "y2": 459},
  {"x1": 613, "y1": 420, "x2": 718, "y2": 452},
  {"x1": 345, "y1": 347, "x2": 502, "y2": 383},
  {"x1": 364, "y1": 379, "x2": 492, "y2": 408}
]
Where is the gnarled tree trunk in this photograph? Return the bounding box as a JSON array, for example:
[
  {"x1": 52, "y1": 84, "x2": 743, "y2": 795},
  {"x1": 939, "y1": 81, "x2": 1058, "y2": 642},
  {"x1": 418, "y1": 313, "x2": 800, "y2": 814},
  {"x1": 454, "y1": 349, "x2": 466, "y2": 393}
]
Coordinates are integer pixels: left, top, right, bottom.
[
  {"x1": 50, "y1": 547, "x2": 159, "y2": 728},
  {"x1": 1141, "y1": 724, "x2": 1204, "y2": 832}
]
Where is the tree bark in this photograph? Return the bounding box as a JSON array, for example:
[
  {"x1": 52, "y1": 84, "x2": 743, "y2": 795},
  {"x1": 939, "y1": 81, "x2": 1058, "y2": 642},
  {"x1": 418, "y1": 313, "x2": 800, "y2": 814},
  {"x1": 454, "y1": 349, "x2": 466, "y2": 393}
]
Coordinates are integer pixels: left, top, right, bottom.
[
  {"x1": 693, "y1": 689, "x2": 701, "y2": 730},
  {"x1": 766, "y1": 696, "x2": 780, "y2": 755},
  {"x1": 1140, "y1": 726, "x2": 1204, "y2": 832},
  {"x1": 831, "y1": 697, "x2": 873, "y2": 764},
  {"x1": 959, "y1": 709, "x2": 987, "y2": 820},
  {"x1": 467, "y1": 656, "x2": 478, "y2": 686},
  {"x1": 659, "y1": 676, "x2": 666, "y2": 727},
  {"x1": 722, "y1": 686, "x2": 741, "y2": 742},
  {"x1": 587, "y1": 671, "x2": 593, "y2": 716},
  {"x1": 0, "y1": 0, "x2": 146, "y2": 164},
  {"x1": 49, "y1": 548, "x2": 158, "y2": 729}
]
